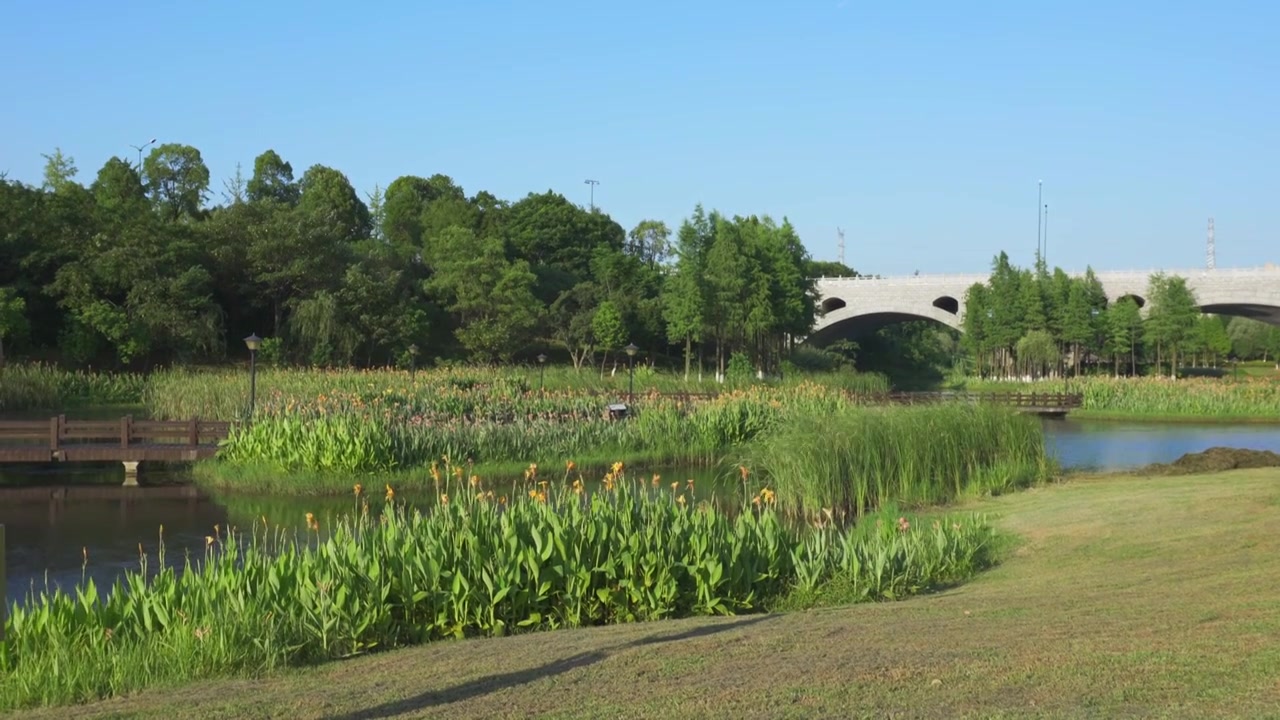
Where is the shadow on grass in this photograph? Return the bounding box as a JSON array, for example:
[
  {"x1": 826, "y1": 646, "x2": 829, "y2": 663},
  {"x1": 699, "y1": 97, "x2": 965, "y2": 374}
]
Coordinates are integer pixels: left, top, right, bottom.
[{"x1": 325, "y1": 614, "x2": 776, "y2": 720}]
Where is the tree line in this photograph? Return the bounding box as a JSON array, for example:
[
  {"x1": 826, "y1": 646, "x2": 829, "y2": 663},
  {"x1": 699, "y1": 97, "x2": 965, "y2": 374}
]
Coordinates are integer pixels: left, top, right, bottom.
[
  {"x1": 960, "y1": 252, "x2": 1280, "y2": 379},
  {"x1": 0, "y1": 145, "x2": 851, "y2": 374}
]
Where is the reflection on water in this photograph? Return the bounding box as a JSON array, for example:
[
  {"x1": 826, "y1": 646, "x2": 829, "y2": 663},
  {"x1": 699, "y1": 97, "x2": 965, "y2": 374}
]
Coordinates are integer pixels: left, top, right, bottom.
[
  {"x1": 1046, "y1": 419, "x2": 1280, "y2": 471},
  {"x1": 3, "y1": 419, "x2": 1280, "y2": 603}
]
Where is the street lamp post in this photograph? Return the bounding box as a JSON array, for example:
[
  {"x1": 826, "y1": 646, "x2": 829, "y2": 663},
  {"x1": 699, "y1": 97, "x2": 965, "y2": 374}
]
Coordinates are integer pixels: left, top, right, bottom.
[
  {"x1": 408, "y1": 344, "x2": 419, "y2": 378},
  {"x1": 243, "y1": 333, "x2": 262, "y2": 418},
  {"x1": 624, "y1": 343, "x2": 639, "y2": 404},
  {"x1": 130, "y1": 138, "x2": 157, "y2": 173},
  {"x1": 584, "y1": 179, "x2": 599, "y2": 211},
  {"x1": 537, "y1": 353, "x2": 547, "y2": 391}
]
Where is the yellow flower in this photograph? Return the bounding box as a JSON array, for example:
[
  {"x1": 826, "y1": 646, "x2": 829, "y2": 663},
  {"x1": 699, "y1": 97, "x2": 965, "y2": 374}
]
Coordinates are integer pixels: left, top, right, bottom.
[
  {"x1": 566, "y1": 460, "x2": 576, "y2": 473},
  {"x1": 670, "y1": 482, "x2": 679, "y2": 492},
  {"x1": 205, "y1": 535, "x2": 215, "y2": 547},
  {"x1": 353, "y1": 483, "x2": 363, "y2": 497},
  {"x1": 440, "y1": 494, "x2": 449, "y2": 505},
  {"x1": 469, "y1": 474, "x2": 481, "y2": 488},
  {"x1": 611, "y1": 461, "x2": 624, "y2": 474},
  {"x1": 677, "y1": 494, "x2": 687, "y2": 506},
  {"x1": 385, "y1": 484, "x2": 396, "y2": 501}
]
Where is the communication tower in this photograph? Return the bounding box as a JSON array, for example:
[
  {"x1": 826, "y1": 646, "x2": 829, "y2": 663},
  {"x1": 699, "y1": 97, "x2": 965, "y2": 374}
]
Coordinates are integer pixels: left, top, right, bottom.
[{"x1": 837, "y1": 227, "x2": 845, "y2": 267}]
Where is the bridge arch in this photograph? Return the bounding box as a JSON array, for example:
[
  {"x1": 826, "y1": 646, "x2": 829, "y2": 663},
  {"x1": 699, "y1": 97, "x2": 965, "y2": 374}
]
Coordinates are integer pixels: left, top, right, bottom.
[
  {"x1": 819, "y1": 296, "x2": 847, "y2": 314},
  {"x1": 932, "y1": 295, "x2": 960, "y2": 314},
  {"x1": 1113, "y1": 293, "x2": 1146, "y2": 309}
]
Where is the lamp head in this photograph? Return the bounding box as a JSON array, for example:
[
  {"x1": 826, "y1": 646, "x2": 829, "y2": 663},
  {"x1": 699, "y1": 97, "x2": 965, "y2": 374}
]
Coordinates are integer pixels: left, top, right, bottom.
[
  {"x1": 624, "y1": 343, "x2": 638, "y2": 357},
  {"x1": 537, "y1": 353, "x2": 547, "y2": 364},
  {"x1": 243, "y1": 333, "x2": 262, "y2": 352}
]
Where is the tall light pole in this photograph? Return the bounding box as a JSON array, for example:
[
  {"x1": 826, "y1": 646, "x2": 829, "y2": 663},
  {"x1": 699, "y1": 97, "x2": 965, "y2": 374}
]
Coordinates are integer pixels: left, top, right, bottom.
[
  {"x1": 624, "y1": 343, "x2": 638, "y2": 404},
  {"x1": 1043, "y1": 204, "x2": 1049, "y2": 266},
  {"x1": 130, "y1": 138, "x2": 157, "y2": 173},
  {"x1": 1036, "y1": 180, "x2": 1043, "y2": 261},
  {"x1": 584, "y1": 179, "x2": 599, "y2": 211},
  {"x1": 243, "y1": 333, "x2": 262, "y2": 419},
  {"x1": 537, "y1": 353, "x2": 547, "y2": 391}
]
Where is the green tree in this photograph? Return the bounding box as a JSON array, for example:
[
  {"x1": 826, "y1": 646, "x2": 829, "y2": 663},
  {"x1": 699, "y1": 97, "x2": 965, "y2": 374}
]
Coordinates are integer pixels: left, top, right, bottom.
[
  {"x1": 247, "y1": 150, "x2": 299, "y2": 206},
  {"x1": 40, "y1": 148, "x2": 78, "y2": 192},
  {"x1": 143, "y1": 143, "x2": 211, "y2": 221},
  {"x1": 627, "y1": 219, "x2": 672, "y2": 267},
  {"x1": 298, "y1": 164, "x2": 370, "y2": 243},
  {"x1": 1104, "y1": 296, "x2": 1143, "y2": 376},
  {"x1": 591, "y1": 300, "x2": 626, "y2": 374},
  {"x1": 0, "y1": 287, "x2": 27, "y2": 364},
  {"x1": 662, "y1": 206, "x2": 716, "y2": 379},
  {"x1": 1144, "y1": 272, "x2": 1199, "y2": 377},
  {"x1": 426, "y1": 227, "x2": 539, "y2": 362},
  {"x1": 1059, "y1": 281, "x2": 1093, "y2": 376}
]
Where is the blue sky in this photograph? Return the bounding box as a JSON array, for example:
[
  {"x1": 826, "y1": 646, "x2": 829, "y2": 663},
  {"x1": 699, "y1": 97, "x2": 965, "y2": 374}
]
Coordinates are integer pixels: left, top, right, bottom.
[{"x1": 3, "y1": 0, "x2": 1276, "y2": 276}]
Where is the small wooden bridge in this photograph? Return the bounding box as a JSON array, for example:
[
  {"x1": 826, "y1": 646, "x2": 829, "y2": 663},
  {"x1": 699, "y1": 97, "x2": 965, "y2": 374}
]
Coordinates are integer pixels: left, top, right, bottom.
[
  {"x1": 0, "y1": 416, "x2": 230, "y2": 484},
  {"x1": 870, "y1": 391, "x2": 1083, "y2": 415}
]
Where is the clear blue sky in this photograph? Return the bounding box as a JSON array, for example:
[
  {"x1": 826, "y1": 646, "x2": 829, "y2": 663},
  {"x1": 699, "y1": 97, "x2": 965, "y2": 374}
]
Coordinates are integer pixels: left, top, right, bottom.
[{"x1": 3, "y1": 0, "x2": 1276, "y2": 276}]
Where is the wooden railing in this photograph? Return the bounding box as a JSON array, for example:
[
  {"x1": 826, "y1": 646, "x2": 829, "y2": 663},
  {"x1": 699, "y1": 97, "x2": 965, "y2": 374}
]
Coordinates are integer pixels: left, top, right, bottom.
[
  {"x1": 868, "y1": 391, "x2": 1084, "y2": 408},
  {"x1": 0, "y1": 416, "x2": 231, "y2": 449}
]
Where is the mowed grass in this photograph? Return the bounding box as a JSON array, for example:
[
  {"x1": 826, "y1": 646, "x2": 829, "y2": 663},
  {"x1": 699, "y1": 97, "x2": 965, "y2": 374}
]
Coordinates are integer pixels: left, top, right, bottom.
[{"x1": 14, "y1": 468, "x2": 1280, "y2": 719}]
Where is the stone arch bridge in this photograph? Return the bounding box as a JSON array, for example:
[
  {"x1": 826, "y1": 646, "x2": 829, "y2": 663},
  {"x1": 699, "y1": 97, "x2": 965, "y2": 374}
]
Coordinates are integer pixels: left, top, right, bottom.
[{"x1": 810, "y1": 266, "x2": 1280, "y2": 342}]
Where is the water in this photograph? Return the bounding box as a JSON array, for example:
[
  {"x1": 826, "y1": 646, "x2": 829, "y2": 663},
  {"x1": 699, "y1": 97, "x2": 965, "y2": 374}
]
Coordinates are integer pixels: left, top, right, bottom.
[{"x1": 4, "y1": 419, "x2": 1280, "y2": 604}]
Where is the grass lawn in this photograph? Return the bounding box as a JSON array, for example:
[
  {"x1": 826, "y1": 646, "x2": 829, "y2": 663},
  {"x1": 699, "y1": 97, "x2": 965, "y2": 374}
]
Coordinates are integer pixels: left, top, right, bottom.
[{"x1": 14, "y1": 468, "x2": 1280, "y2": 719}]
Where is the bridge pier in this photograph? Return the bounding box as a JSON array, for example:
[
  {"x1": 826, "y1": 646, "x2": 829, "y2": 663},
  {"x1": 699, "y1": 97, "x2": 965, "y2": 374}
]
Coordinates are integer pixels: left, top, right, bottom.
[{"x1": 122, "y1": 461, "x2": 140, "y2": 487}]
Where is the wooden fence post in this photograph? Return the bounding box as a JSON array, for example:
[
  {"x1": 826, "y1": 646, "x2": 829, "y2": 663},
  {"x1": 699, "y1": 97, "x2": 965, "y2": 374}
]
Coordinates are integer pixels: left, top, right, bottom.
[
  {"x1": 48, "y1": 415, "x2": 61, "y2": 451},
  {"x1": 120, "y1": 415, "x2": 133, "y2": 449},
  {"x1": 188, "y1": 418, "x2": 199, "y2": 447}
]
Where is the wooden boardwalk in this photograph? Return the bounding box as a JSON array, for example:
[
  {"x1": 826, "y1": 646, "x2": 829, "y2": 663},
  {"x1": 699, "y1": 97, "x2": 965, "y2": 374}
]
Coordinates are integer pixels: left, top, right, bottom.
[{"x1": 0, "y1": 416, "x2": 230, "y2": 465}]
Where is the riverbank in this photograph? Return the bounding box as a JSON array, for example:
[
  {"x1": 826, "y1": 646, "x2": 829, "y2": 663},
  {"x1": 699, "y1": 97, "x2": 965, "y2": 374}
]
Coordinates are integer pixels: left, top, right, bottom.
[{"x1": 14, "y1": 465, "x2": 1277, "y2": 719}]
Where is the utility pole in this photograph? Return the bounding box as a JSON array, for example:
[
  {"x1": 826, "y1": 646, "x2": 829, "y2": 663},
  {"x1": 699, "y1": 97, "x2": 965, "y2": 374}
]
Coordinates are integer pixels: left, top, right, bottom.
[
  {"x1": 129, "y1": 138, "x2": 156, "y2": 173},
  {"x1": 1206, "y1": 217, "x2": 1216, "y2": 270},
  {"x1": 584, "y1": 179, "x2": 599, "y2": 211},
  {"x1": 836, "y1": 227, "x2": 845, "y2": 267}
]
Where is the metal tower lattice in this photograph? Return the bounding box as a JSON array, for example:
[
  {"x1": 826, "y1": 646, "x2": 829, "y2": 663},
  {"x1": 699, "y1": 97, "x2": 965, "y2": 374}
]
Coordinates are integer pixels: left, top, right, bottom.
[
  {"x1": 837, "y1": 227, "x2": 845, "y2": 266},
  {"x1": 1207, "y1": 218, "x2": 1216, "y2": 270}
]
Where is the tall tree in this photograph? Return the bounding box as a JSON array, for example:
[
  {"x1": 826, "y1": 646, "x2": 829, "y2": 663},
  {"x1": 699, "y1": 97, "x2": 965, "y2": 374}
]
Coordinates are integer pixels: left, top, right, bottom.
[
  {"x1": 298, "y1": 164, "x2": 370, "y2": 243},
  {"x1": 40, "y1": 148, "x2": 79, "y2": 192},
  {"x1": 1144, "y1": 272, "x2": 1200, "y2": 378},
  {"x1": 247, "y1": 150, "x2": 299, "y2": 205},
  {"x1": 426, "y1": 227, "x2": 539, "y2": 361},
  {"x1": 143, "y1": 143, "x2": 211, "y2": 221}
]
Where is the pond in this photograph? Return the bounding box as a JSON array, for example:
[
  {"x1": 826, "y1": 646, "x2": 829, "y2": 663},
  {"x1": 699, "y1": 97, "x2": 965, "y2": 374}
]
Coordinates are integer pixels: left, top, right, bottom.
[{"x1": 4, "y1": 418, "x2": 1280, "y2": 603}]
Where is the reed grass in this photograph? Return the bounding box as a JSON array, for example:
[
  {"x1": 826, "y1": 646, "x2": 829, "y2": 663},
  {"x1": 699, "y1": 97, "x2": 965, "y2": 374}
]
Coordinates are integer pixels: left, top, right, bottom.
[
  {"x1": 0, "y1": 467, "x2": 998, "y2": 711},
  {"x1": 0, "y1": 365, "x2": 146, "y2": 412},
  {"x1": 743, "y1": 404, "x2": 1052, "y2": 518},
  {"x1": 208, "y1": 385, "x2": 854, "y2": 486},
  {"x1": 141, "y1": 366, "x2": 888, "y2": 422},
  {"x1": 962, "y1": 376, "x2": 1280, "y2": 420}
]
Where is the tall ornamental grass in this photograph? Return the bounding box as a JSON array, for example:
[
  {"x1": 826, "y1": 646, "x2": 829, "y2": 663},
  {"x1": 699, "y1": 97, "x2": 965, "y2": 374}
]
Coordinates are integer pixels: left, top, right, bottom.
[
  {"x1": 212, "y1": 387, "x2": 843, "y2": 478},
  {"x1": 0, "y1": 469, "x2": 998, "y2": 711},
  {"x1": 963, "y1": 376, "x2": 1280, "y2": 419},
  {"x1": 0, "y1": 364, "x2": 146, "y2": 412},
  {"x1": 142, "y1": 366, "x2": 889, "y2": 421},
  {"x1": 745, "y1": 404, "x2": 1052, "y2": 518}
]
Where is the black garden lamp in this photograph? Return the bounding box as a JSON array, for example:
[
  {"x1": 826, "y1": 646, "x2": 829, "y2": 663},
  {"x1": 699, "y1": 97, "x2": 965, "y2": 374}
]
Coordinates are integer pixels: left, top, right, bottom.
[
  {"x1": 408, "y1": 343, "x2": 419, "y2": 377},
  {"x1": 537, "y1": 353, "x2": 547, "y2": 391},
  {"x1": 624, "y1": 343, "x2": 639, "y2": 403},
  {"x1": 243, "y1": 333, "x2": 262, "y2": 418}
]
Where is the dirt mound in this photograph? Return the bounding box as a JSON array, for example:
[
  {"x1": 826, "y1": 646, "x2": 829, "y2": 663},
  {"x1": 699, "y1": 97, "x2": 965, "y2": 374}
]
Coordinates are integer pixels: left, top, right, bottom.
[{"x1": 1139, "y1": 447, "x2": 1280, "y2": 476}]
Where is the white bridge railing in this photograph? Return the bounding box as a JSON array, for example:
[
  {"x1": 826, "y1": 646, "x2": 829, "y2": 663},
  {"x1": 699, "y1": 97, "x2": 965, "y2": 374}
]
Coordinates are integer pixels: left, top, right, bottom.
[{"x1": 812, "y1": 265, "x2": 1280, "y2": 282}]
